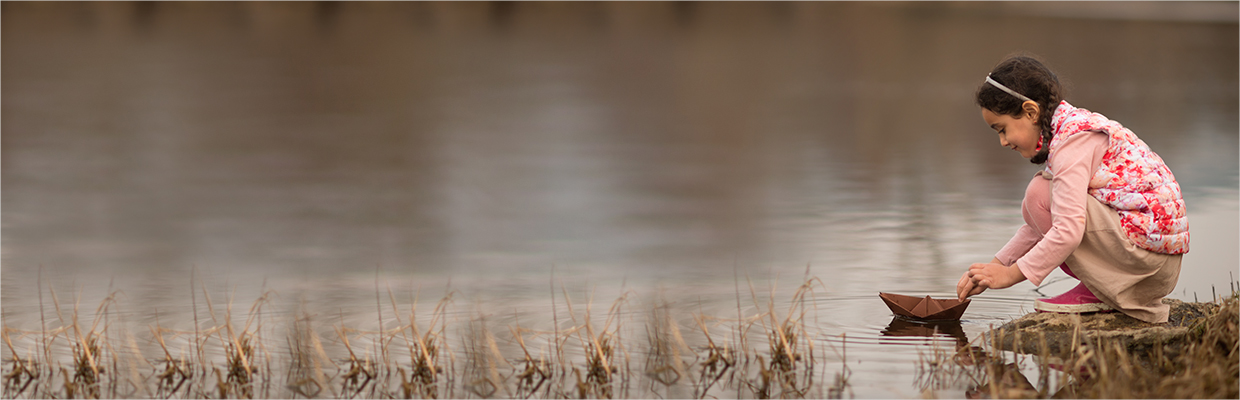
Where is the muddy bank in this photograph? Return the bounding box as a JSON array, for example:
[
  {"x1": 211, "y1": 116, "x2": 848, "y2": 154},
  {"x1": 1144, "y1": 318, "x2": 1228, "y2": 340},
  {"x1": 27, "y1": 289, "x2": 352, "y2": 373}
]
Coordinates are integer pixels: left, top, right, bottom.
[
  {"x1": 991, "y1": 297, "x2": 1237, "y2": 364},
  {"x1": 991, "y1": 298, "x2": 1228, "y2": 360},
  {"x1": 983, "y1": 296, "x2": 1239, "y2": 398}
]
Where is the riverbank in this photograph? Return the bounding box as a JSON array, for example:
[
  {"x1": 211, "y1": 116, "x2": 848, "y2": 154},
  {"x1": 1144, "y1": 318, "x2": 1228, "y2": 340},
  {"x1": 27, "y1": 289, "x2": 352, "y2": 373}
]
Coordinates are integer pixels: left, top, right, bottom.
[{"x1": 986, "y1": 294, "x2": 1238, "y2": 398}]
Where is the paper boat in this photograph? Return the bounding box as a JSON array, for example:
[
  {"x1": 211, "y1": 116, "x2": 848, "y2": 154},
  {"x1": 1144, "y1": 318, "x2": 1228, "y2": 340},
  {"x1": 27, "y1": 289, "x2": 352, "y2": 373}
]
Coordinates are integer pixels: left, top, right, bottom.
[{"x1": 879, "y1": 292, "x2": 970, "y2": 321}]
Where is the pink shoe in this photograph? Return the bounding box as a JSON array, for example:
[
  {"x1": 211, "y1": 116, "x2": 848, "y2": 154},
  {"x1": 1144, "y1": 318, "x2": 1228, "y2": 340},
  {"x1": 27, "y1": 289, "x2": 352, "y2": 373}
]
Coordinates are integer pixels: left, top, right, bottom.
[{"x1": 1034, "y1": 283, "x2": 1114, "y2": 314}]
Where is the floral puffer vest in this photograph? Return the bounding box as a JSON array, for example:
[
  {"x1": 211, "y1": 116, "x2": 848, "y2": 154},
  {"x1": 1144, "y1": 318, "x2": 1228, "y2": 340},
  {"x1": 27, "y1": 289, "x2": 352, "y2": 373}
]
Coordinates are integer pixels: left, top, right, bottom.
[{"x1": 1047, "y1": 101, "x2": 1189, "y2": 255}]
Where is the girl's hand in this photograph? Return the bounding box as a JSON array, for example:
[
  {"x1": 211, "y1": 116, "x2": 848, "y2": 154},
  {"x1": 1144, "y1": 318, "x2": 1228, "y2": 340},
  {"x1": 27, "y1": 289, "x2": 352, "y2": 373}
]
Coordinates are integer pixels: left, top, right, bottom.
[
  {"x1": 956, "y1": 271, "x2": 986, "y2": 300},
  {"x1": 957, "y1": 258, "x2": 1016, "y2": 300},
  {"x1": 966, "y1": 262, "x2": 1027, "y2": 294}
]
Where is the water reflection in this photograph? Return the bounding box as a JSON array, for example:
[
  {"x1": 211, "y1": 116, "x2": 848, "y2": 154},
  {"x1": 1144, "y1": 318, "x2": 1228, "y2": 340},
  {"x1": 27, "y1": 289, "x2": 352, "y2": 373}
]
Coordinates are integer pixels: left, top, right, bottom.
[
  {"x1": 880, "y1": 317, "x2": 969, "y2": 347},
  {"x1": 893, "y1": 318, "x2": 1051, "y2": 398},
  {"x1": 963, "y1": 364, "x2": 1039, "y2": 400}
]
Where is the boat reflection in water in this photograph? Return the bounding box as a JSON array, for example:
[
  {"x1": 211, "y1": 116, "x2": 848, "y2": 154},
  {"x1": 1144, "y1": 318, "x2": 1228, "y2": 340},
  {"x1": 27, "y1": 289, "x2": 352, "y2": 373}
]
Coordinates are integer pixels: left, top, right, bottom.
[{"x1": 880, "y1": 316, "x2": 969, "y2": 347}]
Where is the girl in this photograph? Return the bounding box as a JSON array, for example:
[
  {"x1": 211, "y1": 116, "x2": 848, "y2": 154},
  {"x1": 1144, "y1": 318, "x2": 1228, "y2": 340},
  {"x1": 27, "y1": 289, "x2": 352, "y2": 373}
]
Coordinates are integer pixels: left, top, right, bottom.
[{"x1": 955, "y1": 55, "x2": 1188, "y2": 324}]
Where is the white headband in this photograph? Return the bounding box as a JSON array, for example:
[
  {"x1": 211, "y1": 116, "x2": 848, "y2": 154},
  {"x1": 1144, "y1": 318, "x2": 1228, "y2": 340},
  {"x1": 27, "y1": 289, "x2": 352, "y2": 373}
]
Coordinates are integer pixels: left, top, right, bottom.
[{"x1": 985, "y1": 74, "x2": 1033, "y2": 103}]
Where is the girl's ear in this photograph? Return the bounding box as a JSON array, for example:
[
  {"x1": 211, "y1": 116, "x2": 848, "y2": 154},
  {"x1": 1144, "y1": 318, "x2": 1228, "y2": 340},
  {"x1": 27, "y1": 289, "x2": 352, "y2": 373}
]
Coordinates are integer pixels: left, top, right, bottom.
[{"x1": 1021, "y1": 100, "x2": 1040, "y2": 120}]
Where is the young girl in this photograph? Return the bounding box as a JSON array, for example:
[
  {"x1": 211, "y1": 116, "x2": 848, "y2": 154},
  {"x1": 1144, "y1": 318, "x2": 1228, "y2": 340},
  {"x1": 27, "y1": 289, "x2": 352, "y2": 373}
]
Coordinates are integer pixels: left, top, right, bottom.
[{"x1": 955, "y1": 55, "x2": 1189, "y2": 324}]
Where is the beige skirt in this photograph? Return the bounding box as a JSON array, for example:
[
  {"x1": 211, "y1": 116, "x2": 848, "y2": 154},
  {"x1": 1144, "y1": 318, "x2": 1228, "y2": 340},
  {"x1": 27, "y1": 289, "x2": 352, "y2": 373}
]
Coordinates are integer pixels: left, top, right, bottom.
[{"x1": 1067, "y1": 195, "x2": 1182, "y2": 323}]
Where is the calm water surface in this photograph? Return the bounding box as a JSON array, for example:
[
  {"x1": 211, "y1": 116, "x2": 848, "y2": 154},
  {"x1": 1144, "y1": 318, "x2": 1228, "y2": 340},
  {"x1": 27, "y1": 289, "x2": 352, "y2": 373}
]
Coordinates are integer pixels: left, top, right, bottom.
[{"x1": 3, "y1": 2, "x2": 1237, "y2": 397}]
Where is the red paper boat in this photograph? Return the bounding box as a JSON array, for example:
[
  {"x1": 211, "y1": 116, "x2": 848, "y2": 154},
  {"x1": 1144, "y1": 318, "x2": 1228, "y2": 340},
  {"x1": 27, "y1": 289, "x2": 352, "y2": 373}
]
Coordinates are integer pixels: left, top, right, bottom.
[{"x1": 879, "y1": 292, "x2": 971, "y2": 321}]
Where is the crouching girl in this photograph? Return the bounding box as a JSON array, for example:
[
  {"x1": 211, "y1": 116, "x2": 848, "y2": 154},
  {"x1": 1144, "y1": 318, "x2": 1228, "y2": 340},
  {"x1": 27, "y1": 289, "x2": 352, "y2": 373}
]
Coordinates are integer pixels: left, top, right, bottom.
[{"x1": 956, "y1": 55, "x2": 1189, "y2": 324}]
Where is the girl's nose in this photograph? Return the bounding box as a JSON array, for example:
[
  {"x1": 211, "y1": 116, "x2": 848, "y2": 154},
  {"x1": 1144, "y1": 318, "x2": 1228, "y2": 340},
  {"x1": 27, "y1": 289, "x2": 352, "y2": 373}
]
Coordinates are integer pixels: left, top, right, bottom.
[{"x1": 998, "y1": 136, "x2": 1010, "y2": 147}]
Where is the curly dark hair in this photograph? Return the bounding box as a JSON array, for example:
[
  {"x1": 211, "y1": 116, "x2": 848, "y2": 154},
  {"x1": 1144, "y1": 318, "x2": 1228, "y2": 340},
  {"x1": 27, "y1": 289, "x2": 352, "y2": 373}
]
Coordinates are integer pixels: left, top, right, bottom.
[{"x1": 975, "y1": 55, "x2": 1062, "y2": 165}]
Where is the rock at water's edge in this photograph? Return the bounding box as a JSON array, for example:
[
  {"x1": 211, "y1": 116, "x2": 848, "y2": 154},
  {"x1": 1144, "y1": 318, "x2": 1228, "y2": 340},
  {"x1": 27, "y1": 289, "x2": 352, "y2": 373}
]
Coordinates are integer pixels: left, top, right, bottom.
[{"x1": 990, "y1": 298, "x2": 1216, "y2": 359}]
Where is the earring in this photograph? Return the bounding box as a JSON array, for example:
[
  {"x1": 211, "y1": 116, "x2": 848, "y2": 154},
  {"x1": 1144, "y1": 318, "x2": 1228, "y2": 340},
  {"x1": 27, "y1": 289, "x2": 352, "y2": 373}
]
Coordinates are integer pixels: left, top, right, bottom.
[{"x1": 1035, "y1": 135, "x2": 1044, "y2": 151}]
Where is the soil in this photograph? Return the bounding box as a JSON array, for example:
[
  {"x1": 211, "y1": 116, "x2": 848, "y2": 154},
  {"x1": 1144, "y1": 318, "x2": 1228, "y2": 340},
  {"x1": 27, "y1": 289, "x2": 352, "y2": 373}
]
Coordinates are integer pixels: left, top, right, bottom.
[{"x1": 990, "y1": 298, "x2": 1220, "y2": 360}]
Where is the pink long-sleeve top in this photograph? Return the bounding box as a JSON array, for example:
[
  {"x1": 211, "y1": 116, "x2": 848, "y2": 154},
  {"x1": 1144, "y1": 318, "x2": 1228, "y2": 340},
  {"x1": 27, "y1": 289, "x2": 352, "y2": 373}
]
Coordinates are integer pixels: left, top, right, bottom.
[{"x1": 995, "y1": 130, "x2": 1109, "y2": 286}]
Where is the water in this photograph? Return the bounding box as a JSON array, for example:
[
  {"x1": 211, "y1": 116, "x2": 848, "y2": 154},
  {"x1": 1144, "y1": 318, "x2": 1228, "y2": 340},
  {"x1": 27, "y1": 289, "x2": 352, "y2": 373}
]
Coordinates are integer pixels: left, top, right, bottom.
[{"x1": 3, "y1": 2, "x2": 1237, "y2": 398}]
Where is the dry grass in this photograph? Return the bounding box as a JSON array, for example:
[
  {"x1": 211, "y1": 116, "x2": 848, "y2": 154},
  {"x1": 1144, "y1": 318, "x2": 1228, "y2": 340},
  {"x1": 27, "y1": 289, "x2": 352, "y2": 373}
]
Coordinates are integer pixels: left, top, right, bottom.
[
  {"x1": 1, "y1": 274, "x2": 844, "y2": 398},
  {"x1": 915, "y1": 293, "x2": 1239, "y2": 399},
  {"x1": 10, "y1": 272, "x2": 1233, "y2": 399},
  {"x1": 509, "y1": 322, "x2": 552, "y2": 398},
  {"x1": 692, "y1": 312, "x2": 736, "y2": 397},
  {"x1": 737, "y1": 274, "x2": 823, "y2": 399},
  {"x1": 1059, "y1": 294, "x2": 1239, "y2": 398},
  {"x1": 3, "y1": 320, "x2": 41, "y2": 398},
  {"x1": 285, "y1": 311, "x2": 332, "y2": 399}
]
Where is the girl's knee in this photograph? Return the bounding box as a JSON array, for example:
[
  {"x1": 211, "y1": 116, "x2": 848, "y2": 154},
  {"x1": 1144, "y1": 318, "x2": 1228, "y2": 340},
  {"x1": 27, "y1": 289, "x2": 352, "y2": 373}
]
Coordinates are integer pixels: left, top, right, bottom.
[{"x1": 1022, "y1": 174, "x2": 1052, "y2": 233}]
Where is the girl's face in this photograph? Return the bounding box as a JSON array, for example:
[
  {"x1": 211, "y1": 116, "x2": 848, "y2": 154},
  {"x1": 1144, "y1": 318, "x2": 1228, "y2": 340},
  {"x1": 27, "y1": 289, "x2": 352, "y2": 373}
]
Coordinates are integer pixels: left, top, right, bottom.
[{"x1": 981, "y1": 104, "x2": 1040, "y2": 159}]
